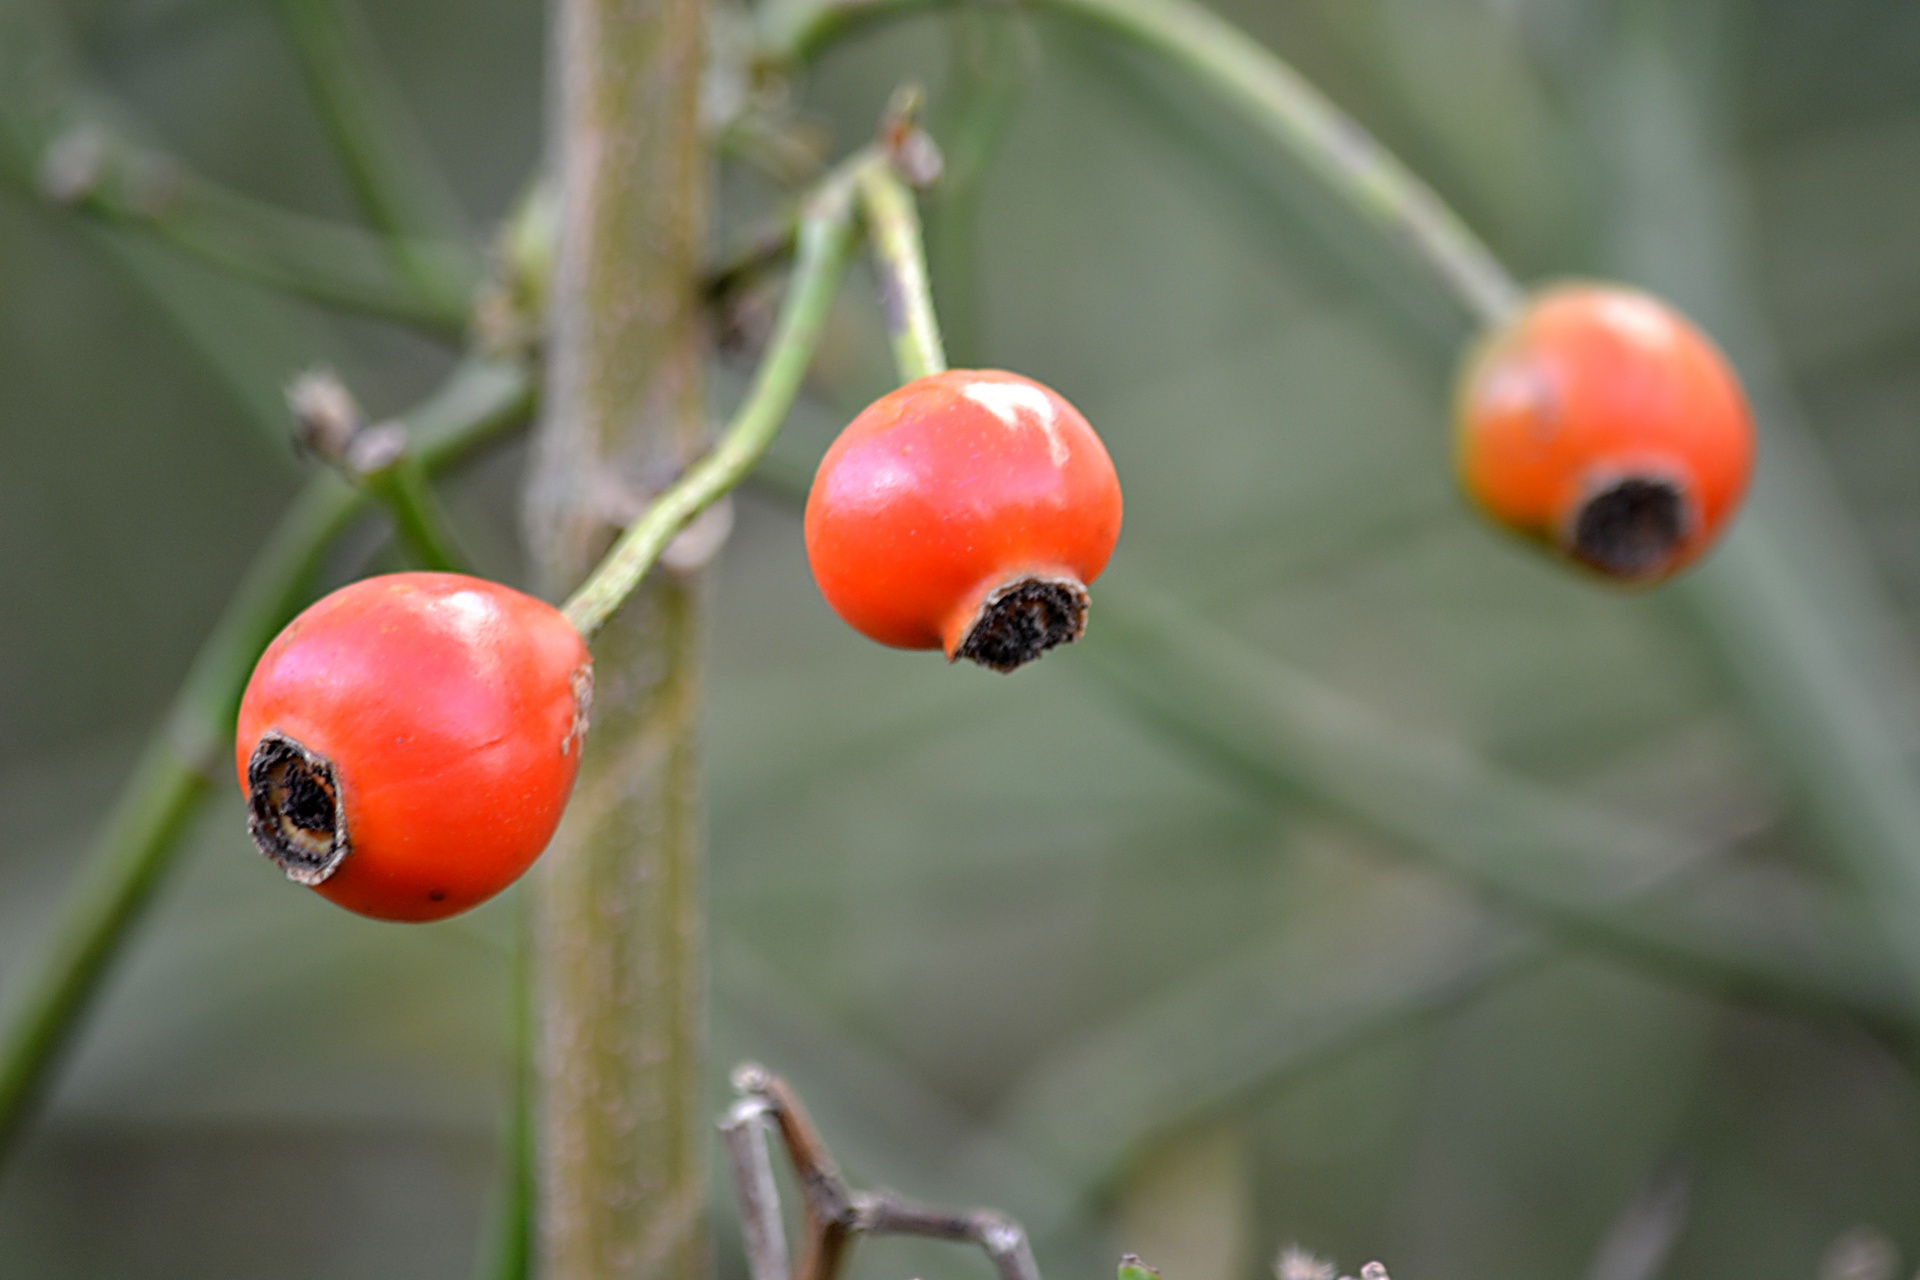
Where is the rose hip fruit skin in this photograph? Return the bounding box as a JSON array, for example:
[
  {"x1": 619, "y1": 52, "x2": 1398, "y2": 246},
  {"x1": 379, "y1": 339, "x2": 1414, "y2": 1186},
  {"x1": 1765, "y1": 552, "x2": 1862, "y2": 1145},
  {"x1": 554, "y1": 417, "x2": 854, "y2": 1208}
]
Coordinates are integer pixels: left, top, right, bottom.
[
  {"x1": 804, "y1": 369, "x2": 1123, "y2": 671},
  {"x1": 1456, "y1": 283, "x2": 1754, "y2": 582},
  {"x1": 235, "y1": 571, "x2": 591, "y2": 922}
]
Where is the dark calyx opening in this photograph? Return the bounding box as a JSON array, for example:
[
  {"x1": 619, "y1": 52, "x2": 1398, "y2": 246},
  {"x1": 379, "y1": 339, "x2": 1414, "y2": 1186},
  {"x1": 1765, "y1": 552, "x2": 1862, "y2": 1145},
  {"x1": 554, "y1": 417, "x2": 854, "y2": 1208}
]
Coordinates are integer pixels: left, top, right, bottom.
[
  {"x1": 954, "y1": 577, "x2": 1090, "y2": 673},
  {"x1": 1568, "y1": 477, "x2": 1688, "y2": 579},
  {"x1": 246, "y1": 732, "x2": 348, "y2": 885}
]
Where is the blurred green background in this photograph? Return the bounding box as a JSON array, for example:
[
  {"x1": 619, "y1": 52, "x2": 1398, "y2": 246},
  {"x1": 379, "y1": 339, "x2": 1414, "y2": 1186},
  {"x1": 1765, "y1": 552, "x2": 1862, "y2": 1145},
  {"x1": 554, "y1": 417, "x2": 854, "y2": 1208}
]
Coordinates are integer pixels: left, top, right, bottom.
[{"x1": 6, "y1": 0, "x2": 1920, "y2": 1276}]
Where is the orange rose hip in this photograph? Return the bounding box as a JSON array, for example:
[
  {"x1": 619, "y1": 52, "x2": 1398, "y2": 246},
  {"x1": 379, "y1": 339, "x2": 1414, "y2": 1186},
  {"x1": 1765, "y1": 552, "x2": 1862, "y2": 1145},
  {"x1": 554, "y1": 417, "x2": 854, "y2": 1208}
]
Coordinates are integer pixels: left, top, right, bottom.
[
  {"x1": 1456, "y1": 284, "x2": 1754, "y2": 582},
  {"x1": 805, "y1": 370, "x2": 1123, "y2": 671},
  {"x1": 235, "y1": 571, "x2": 592, "y2": 922}
]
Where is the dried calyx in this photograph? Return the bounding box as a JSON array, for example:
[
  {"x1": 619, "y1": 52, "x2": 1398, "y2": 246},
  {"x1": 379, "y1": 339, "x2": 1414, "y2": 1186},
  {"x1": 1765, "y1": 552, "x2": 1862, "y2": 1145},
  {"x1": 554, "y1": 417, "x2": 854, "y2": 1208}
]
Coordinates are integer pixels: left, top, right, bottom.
[
  {"x1": 245, "y1": 732, "x2": 348, "y2": 884},
  {"x1": 952, "y1": 576, "x2": 1089, "y2": 673},
  {"x1": 1568, "y1": 476, "x2": 1688, "y2": 579}
]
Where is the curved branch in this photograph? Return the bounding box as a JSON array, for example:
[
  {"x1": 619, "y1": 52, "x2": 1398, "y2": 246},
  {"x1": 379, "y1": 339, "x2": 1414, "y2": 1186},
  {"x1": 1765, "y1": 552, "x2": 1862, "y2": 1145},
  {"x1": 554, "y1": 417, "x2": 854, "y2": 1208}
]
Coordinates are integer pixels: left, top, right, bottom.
[{"x1": 758, "y1": 0, "x2": 1523, "y2": 326}]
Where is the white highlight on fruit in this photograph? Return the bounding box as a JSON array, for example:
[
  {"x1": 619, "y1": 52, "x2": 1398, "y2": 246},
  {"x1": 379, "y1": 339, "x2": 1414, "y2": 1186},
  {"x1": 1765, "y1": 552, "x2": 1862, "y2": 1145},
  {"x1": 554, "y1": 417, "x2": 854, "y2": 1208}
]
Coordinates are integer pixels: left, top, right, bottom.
[
  {"x1": 963, "y1": 379, "x2": 1068, "y2": 467},
  {"x1": 425, "y1": 588, "x2": 507, "y2": 670},
  {"x1": 1594, "y1": 291, "x2": 1675, "y2": 350}
]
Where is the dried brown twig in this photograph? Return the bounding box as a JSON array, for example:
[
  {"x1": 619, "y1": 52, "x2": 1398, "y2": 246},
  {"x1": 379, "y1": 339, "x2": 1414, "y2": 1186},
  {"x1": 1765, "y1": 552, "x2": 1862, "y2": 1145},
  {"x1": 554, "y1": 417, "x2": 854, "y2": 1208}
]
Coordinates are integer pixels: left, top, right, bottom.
[
  {"x1": 720, "y1": 1063, "x2": 1042, "y2": 1280},
  {"x1": 719, "y1": 1064, "x2": 1399, "y2": 1280}
]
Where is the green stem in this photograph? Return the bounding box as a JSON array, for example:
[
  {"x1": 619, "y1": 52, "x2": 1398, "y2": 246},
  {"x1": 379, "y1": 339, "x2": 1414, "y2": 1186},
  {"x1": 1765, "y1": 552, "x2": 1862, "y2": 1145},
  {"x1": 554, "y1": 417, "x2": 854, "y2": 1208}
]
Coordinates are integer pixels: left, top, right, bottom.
[
  {"x1": 362, "y1": 453, "x2": 471, "y2": 574},
  {"x1": 85, "y1": 154, "x2": 471, "y2": 332},
  {"x1": 560, "y1": 165, "x2": 861, "y2": 639},
  {"x1": 760, "y1": 0, "x2": 1524, "y2": 328},
  {"x1": 0, "y1": 358, "x2": 533, "y2": 1168},
  {"x1": 856, "y1": 160, "x2": 948, "y2": 382},
  {"x1": 275, "y1": 0, "x2": 482, "y2": 313},
  {"x1": 475, "y1": 897, "x2": 535, "y2": 1280},
  {"x1": 1598, "y1": 2, "x2": 1920, "y2": 1018},
  {"x1": 0, "y1": 738, "x2": 216, "y2": 1162},
  {"x1": 0, "y1": 14, "x2": 471, "y2": 334}
]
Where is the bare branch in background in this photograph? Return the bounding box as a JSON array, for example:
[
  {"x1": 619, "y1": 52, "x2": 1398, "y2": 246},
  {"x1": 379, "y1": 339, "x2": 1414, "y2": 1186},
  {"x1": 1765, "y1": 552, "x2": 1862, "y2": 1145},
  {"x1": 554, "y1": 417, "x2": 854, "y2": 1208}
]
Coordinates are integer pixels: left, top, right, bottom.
[{"x1": 723, "y1": 1063, "x2": 1042, "y2": 1280}]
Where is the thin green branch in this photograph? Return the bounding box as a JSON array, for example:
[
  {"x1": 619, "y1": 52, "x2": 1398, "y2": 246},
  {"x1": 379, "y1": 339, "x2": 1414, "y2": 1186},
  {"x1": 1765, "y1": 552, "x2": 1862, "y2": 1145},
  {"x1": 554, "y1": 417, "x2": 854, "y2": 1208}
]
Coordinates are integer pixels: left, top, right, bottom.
[
  {"x1": 474, "y1": 898, "x2": 535, "y2": 1280},
  {"x1": 1597, "y1": 4, "x2": 1920, "y2": 1023},
  {"x1": 758, "y1": 0, "x2": 1524, "y2": 328},
  {"x1": 856, "y1": 159, "x2": 947, "y2": 382},
  {"x1": 1000, "y1": 914, "x2": 1543, "y2": 1237},
  {"x1": 52, "y1": 134, "x2": 473, "y2": 331},
  {"x1": 0, "y1": 1, "x2": 472, "y2": 334},
  {"x1": 363, "y1": 456, "x2": 470, "y2": 573},
  {"x1": 275, "y1": 0, "x2": 482, "y2": 312},
  {"x1": 0, "y1": 358, "x2": 534, "y2": 1167},
  {"x1": 559, "y1": 160, "x2": 863, "y2": 638}
]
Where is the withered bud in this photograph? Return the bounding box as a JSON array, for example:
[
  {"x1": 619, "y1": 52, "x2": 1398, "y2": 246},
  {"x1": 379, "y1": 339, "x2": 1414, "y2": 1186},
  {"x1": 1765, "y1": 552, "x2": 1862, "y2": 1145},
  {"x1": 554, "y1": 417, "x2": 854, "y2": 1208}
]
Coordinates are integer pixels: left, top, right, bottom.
[
  {"x1": 888, "y1": 128, "x2": 945, "y2": 190},
  {"x1": 287, "y1": 368, "x2": 365, "y2": 463},
  {"x1": 878, "y1": 84, "x2": 944, "y2": 189}
]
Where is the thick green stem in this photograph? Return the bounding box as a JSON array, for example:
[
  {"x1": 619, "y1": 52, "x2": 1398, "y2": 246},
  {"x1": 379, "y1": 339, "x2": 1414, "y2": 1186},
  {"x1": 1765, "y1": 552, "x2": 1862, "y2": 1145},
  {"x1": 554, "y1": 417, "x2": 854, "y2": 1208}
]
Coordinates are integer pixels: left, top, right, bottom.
[
  {"x1": 276, "y1": 0, "x2": 482, "y2": 313},
  {"x1": 856, "y1": 160, "x2": 948, "y2": 382},
  {"x1": 527, "y1": 0, "x2": 712, "y2": 1275},
  {"x1": 0, "y1": 359, "x2": 532, "y2": 1168},
  {"x1": 761, "y1": 0, "x2": 1523, "y2": 327},
  {"x1": 563, "y1": 169, "x2": 858, "y2": 638}
]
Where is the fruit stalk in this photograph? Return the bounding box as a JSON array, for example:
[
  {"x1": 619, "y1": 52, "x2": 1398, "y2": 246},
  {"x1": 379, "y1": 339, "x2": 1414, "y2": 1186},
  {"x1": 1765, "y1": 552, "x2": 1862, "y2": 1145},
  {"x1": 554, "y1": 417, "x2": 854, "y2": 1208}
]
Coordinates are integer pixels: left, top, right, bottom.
[
  {"x1": 856, "y1": 159, "x2": 947, "y2": 382},
  {"x1": 525, "y1": 0, "x2": 712, "y2": 1276},
  {"x1": 560, "y1": 165, "x2": 861, "y2": 639}
]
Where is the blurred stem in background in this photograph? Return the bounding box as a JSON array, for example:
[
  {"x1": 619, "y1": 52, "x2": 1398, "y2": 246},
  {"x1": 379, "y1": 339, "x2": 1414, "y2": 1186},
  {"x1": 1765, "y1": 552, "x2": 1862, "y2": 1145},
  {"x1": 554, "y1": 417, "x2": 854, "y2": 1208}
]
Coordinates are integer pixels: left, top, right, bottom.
[
  {"x1": 1600, "y1": 0, "x2": 1920, "y2": 1026},
  {"x1": 1080, "y1": 589, "x2": 1914, "y2": 1031},
  {"x1": 274, "y1": 0, "x2": 484, "y2": 316},
  {"x1": 0, "y1": 0, "x2": 476, "y2": 337},
  {"x1": 923, "y1": 8, "x2": 1033, "y2": 366},
  {"x1": 760, "y1": 0, "x2": 1524, "y2": 328},
  {"x1": 523, "y1": 0, "x2": 712, "y2": 1276}
]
